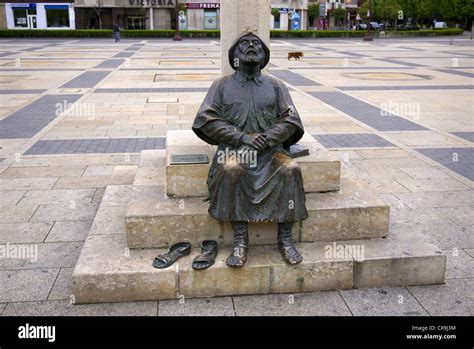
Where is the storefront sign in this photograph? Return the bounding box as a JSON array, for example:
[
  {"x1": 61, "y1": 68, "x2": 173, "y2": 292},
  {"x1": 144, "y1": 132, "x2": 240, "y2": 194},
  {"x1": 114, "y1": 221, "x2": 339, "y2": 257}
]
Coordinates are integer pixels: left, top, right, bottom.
[
  {"x1": 11, "y1": 3, "x2": 36, "y2": 8},
  {"x1": 128, "y1": 0, "x2": 175, "y2": 6},
  {"x1": 185, "y1": 3, "x2": 220, "y2": 10}
]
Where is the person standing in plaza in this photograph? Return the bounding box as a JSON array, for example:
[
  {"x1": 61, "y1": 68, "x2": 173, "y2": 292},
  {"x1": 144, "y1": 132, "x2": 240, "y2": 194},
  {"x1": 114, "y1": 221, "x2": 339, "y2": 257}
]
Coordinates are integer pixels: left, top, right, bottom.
[{"x1": 113, "y1": 22, "x2": 121, "y2": 43}]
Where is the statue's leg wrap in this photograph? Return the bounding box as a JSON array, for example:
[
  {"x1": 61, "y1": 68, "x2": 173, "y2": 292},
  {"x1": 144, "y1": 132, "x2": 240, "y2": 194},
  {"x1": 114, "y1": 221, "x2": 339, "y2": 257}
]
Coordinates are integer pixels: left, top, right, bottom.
[
  {"x1": 226, "y1": 221, "x2": 249, "y2": 268},
  {"x1": 277, "y1": 222, "x2": 303, "y2": 265}
]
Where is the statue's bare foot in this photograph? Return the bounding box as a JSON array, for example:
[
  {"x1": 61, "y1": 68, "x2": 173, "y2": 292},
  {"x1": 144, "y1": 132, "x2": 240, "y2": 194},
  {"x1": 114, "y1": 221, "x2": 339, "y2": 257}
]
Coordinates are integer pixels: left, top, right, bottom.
[
  {"x1": 226, "y1": 245, "x2": 248, "y2": 268},
  {"x1": 278, "y1": 240, "x2": 303, "y2": 265}
]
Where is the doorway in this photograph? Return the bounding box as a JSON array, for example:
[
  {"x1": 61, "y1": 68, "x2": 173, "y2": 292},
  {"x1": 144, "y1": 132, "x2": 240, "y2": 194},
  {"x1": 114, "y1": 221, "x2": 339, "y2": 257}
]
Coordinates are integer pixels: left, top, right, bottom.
[{"x1": 27, "y1": 14, "x2": 37, "y2": 29}]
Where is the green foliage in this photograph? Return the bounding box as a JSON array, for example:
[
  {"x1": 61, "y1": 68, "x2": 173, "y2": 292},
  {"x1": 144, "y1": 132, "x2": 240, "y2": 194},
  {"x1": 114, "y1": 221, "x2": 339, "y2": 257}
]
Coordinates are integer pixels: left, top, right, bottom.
[
  {"x1": 358, "y1": 0, "x2": 474, "y2": 27},
  {"x1": 333, "y1": 6, "x2": 346, "y2": 25},
  {"x1": 308, "y1": 3, "x2": 320, "y2": 18},
  {"x1": 390, "y1": 28, "x2": 464, "y2": 36},
  {"x1": 0, "y1": 29, "x2": 113, "y2": 37},
  {"x1": 359, "y1": 1, "x2": 370, "y2": 21},
  {"x1": 373, "y1": 0, "x2": 401, "y2": 23},
  {"x1": 270, "y1": 29, "x2": 463, "y2": 38},
  {"x1": 271, "y1": 8, "x2": 280, "y2": 17},
  {"x1": 123, "y1": 30, "x2": 220, "y2": 38},
  {"x1": 271, "y1": 30, "x2": 366, "y2": 38}
]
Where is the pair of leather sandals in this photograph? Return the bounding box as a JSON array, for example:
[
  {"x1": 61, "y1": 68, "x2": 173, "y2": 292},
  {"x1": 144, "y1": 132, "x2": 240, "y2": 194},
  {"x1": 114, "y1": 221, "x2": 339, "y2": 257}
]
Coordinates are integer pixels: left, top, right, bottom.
[{"x1": 152, "y1": 240, "x2": 218, "y2": 271}]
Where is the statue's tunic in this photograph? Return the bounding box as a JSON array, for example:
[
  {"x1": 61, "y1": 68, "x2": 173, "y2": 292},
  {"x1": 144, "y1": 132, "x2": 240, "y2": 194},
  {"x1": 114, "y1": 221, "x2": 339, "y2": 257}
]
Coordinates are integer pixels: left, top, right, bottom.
[{"x1": 192, "y1": 71, "x2": 308, "y2": 223}]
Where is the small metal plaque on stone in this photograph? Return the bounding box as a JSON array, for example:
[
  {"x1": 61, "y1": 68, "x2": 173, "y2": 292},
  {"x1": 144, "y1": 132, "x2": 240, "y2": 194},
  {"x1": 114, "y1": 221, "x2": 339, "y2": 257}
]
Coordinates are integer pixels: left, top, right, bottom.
[{"x1": 170, "y1": 154, "x2": 209, "y2": 165}]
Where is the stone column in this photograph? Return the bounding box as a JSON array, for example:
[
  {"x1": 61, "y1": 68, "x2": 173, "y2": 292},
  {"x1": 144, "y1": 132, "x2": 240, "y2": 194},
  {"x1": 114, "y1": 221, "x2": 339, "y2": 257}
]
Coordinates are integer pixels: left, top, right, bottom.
[
  {"x1": 220, "y1": 0, "x2": 271, "y2": 76},
  {"x1": 279, "y1": 12, "x2": 289, "y2": 30},
  {"x1": 301, "y1": 10, "x2": 307, "y2": 30},
  {"x1": 149, "y1": 7, "x2": 154, "y2": 30}
]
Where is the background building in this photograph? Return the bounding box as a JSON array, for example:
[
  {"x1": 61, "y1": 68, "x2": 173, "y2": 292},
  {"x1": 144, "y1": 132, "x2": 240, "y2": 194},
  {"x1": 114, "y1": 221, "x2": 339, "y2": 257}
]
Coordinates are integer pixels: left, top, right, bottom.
[
  {"x1": 0, "y1": 0, "x2": 363, "y2": 31},
  {"x1": 182, "y1": 1, "x2": 219, "y2": 30},
  {"x1": 271, "y1": 0, "x2": 308, "y2": 30},
  {"x1": 2, "y1": 0, "x2": 75, "y2": 29},
  {"x1": 74, "y1": 0, "x2": 175, "y2": 30},
  {"x1": 73, "y1": 0, "x2": 221, "y2": 30}
]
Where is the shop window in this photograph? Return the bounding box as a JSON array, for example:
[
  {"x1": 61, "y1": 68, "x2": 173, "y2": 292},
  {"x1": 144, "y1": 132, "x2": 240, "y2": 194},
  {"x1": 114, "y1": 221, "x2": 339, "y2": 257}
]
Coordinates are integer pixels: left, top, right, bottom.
[
  {"x1": 274, "y1": 12, "x2": 281, "y2": 29},
  {"x1": 204, "y1": 10, "x2": 217, "y2": 30},
  {"x1": 13, "y1": 9, "x2": 28, "y2": 28},
  {"x1": 45, "y1": 6, "x2": 70, "y2": 27},
  {"x1": 128, "y1": 17, "x2": 145, "y2": 30}
]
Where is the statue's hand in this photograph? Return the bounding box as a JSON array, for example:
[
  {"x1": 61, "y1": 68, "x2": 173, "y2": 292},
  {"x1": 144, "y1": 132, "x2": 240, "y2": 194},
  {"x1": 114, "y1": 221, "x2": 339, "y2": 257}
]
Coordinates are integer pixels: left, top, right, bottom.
[{"x1": 241, "y1": 133, "x2": 267, "y2": 152}]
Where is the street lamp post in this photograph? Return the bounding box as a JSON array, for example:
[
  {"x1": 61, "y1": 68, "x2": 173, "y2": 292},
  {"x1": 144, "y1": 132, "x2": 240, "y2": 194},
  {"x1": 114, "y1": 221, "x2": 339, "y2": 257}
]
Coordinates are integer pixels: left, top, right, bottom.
[
  {"x1": 363, "y1": 0, "x2": 373, "y2": 41},
  {"x1": 173, "y1": 0, "x2": 183, "y2": 41}
]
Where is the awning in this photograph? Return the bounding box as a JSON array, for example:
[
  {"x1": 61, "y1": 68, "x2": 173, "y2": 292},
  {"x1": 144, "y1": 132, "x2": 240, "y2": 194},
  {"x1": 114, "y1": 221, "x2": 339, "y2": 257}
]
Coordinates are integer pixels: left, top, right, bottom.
[{"x1": 44, "y1": 5, "x2": 69, "y2": 10}]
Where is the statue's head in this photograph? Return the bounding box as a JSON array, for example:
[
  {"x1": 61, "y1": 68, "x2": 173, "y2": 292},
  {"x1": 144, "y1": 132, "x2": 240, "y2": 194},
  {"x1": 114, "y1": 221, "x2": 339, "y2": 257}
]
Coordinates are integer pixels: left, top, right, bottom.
[{"x1": 229, "y1": 32, "x2": 270, "y2": 71}]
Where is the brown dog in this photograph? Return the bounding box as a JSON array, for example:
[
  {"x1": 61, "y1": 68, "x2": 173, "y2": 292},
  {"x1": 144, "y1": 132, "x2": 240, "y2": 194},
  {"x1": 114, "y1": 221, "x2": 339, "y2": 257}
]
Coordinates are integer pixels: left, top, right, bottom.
[{"x1": 288, "y1": 52, "x2": 304, "y2": 60}]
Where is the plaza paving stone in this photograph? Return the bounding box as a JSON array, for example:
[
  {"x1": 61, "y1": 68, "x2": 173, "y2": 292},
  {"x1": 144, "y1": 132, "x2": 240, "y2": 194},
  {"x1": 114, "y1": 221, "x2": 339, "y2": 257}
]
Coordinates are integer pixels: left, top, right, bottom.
[
  {"x1": 0, "y1": 36, "x2": 472, "y2": 316},
  {"x1": 0, "y1": 94, "x2": 82, "y2": 139},
  {"x1": 60, "y1": 71, "x2": 111, "y2": 88},
  {"x1": 0, "y1": 89, "x2": 47, "y2": 94},
  {"x1": 95, "y1": 59, "x2": 125, "y2": 69},
  {"x1": 270, "y1": 69, "x2": 322, "y2": 86},
  {"x1": 309, "y1": 91, "x2": 427, "y2": 131},
  {"x1": 2, "y1": 300, "x2": 158, "y2": 316},
  {"x1": 45, "y1": 220, "x2": 92, "y2": 243},
  {"x1": 313, "y1": 133, "x2": 395, "y2": 148},
  {"x1": 113, "y1": 51, "x2": 136, "y2": 58},
  {"x1": 416, "y1": 148, "x2": 474, "y2": 181},
  {"x1": 338, "y1": 287, "x2": 429, "y2": 316},
  {"x1": 436, "y1": 68, "x2": 474, "y2": 78},
  {"x1": 337, "y1": 84, "x2": 474, "y2": 90},
  {"x1": 158, "y1": 297, "x2": 235, "y2": 316},
  {"x1": 377, "y1": 58, "x2": 426, "y2": 67},
  {"x1": 25, "y1": 137, "x2": 165, "y2": 155},
  {"x1": 452, "y1": 132, "x2": 474, "y2": 143},
  {"x1": 95, "y1": 87, "x2": 210, "y2": 93},
  {"x1": 233, "y1": 292, "x2": 351, "y2": 316},
  {"x1": 408, "y1": 279, "x2": 474, "y2": 316},
  {"x1": 0, "y1": 269, "x2": 59, "y2": 303}
]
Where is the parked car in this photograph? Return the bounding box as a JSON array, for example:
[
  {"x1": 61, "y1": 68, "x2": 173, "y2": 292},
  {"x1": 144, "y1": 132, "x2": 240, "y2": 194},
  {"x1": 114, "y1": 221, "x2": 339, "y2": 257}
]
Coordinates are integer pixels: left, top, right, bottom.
[
  {"x1": 356, "y1": 23, "x2": 367, "y2": 30},
  {"x1": 370, "y1": 22, "x2": 382, "y2": 31},
  {"x1": 397, "y1": 23, "x2": 420, "y2": 30},
  {"x1": 434, "y1": 21, "x2": 447, "y2": 29}
]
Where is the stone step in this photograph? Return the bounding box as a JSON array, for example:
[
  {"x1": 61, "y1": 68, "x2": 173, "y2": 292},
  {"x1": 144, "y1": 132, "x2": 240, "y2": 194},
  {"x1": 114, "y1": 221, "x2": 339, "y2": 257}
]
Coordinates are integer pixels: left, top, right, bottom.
[
  {"x1": 125, "y1": 178, "x2": 389, "y2": 249},
  {"x1": 72, "y1": 226, "x2": 445, "y2": 303},
  {"x1": 165, "y1": 130, "x2": 341, "y2": 197}
]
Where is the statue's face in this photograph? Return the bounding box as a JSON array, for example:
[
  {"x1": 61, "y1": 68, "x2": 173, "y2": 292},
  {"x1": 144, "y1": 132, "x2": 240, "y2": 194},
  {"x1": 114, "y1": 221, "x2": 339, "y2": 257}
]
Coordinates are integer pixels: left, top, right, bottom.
[{"x1": 236, "y1": 35, "x2": 265, "y2": 66}]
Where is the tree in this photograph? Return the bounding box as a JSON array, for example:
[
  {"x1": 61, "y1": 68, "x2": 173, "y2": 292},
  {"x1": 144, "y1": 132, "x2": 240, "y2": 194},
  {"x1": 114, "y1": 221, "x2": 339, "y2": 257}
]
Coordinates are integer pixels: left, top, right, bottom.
[
  {"x1": 359, "y1": 1, "x2": 369, "y2": 22},
  {"x1": 308, "y1": 3, "x2": 320, "y2": 27},
  {"x1": 93, "y1": 0, "x2": 103, "y2": 30},
  {"x1": 415, "y1": 0, "x2": 435, "y2": 27},
  {"x1": 333, "y1": 6, "x2": 346, "y2": 27},
  {"x1": 455, "y1": 0, "x2": 474, "y2": 28},
  {"x1": 373, "y1": 0, "x2": 401, "y2": 26}
]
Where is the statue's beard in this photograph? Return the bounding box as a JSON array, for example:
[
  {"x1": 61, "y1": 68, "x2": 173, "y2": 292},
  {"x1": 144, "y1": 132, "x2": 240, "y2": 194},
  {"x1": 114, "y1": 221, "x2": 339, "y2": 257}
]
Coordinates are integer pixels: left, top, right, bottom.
[{"x1": 238, "y1": 51, "x2": 264, "y2": 65}]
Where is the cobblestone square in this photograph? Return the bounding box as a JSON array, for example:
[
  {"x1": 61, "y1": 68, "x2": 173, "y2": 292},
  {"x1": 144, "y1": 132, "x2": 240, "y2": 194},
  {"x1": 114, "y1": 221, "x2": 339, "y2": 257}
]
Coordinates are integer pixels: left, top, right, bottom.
[{"x1": 0, "y1": 35, "x2": 473, "y2": 316}]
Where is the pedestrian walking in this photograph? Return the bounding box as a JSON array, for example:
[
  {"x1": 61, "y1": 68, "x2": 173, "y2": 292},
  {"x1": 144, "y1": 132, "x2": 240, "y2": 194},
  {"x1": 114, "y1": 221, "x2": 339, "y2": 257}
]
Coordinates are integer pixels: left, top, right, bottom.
[{"x1": 113, "y1": 22, "x2": 121, "y2": 43}]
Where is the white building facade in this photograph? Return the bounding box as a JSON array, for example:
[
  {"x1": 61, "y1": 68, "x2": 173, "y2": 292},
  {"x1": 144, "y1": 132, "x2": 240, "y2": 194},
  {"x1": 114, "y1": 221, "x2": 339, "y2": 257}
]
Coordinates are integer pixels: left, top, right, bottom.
[
  {"x1": 5, "y1": 1, "x2": 75, "y2": 29},
  {"x1": 271, "y1": 0, "x2": 308, "y2": 30}
]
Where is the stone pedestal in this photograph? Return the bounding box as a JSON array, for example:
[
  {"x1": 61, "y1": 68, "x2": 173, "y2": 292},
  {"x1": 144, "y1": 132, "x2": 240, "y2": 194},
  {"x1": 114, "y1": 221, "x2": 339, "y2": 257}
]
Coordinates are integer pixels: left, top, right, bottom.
[
  {"x1": 220, "y1": 0, "x2": 271, "y2": 76},
  {"x1": 72, "y1": 131, "x2": 446, "y2": 303}
]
